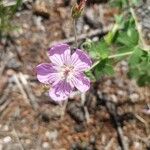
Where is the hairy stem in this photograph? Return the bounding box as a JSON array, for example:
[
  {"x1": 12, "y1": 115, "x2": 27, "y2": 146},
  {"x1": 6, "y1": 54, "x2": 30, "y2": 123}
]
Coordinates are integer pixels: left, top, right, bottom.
[
  {"x1": 86, "y1": 51, "x2": 133, "y2": 72},
  {"x1": 73, "y1": 19, "x2": 78, "y2": 47}
]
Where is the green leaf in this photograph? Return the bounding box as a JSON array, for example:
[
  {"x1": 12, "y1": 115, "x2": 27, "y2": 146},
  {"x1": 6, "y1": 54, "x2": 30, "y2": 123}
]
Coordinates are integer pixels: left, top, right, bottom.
[
  {"x1": 127, "y1": 28, "x2": 139, "y2": 45},
  {"x1": 128, "y1": 67, "x2": 139, "y2": 79},
  {"x1": 117, "y1": 46, "x2": 133, "y2": 53},
  {"x1": 128, "y1": 47, "x2": 143, "y2": 66},
  {"x1": 128, "y1": 48, "x2": 150, "y2": 86},
  {"x1": 109, "y1": 0, "x2": 123, "y2": 8},
  {"x1": 131, "y1": 0, "x2": 142, "y2": 5},
  {"x1": 104, "y1": 24, "x2": 119, "y2": 45},
  {"x1": 94, "y1": 59, "x2": 115, "y2": 80},
  {"x1": 86, "y1": 40, "x2": 110, "y2": 59},
  {"x1": 85, "y1": 71, "x2": 96, "y2": 82},
  {"x1": 95, "y1": 40, "x2": 109, "y2": 59},
  {"x1": 137, "y1": 74, "x2": 150, "y2": 86}
]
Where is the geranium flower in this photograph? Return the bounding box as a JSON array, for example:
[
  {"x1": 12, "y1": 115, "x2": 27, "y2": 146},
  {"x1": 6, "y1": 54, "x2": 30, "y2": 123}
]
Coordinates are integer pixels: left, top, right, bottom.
[
  {"x1": 36, "y1": 43, "x2": 92, "y2": 101},
  {"x1": 141, "y1": 108, "x2": 150, "y2": 115}
]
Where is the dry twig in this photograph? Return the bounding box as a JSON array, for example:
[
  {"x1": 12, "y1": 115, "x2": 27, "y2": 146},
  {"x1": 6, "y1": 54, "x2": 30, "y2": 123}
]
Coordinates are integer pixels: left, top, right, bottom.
[
  {"x1": 19, "y1": 73, "x2": 39, "y2": 110},
  {"x1": 105, "y1": 100, "x2": 129, "y2": 150},
  {"x1": 49, "y1": 24, "x2": 113, "y2": 47},
  {"x1": 0, "y1": 83, "x2": 12, "y2": 114}
]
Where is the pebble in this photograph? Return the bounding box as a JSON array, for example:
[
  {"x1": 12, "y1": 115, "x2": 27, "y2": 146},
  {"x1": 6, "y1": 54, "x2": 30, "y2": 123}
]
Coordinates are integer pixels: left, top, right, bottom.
[
  {"x1": 67, "y1": 103, "x2": 85, "y2": 123},
  {"x1": 42, "y1": 142, "x2": 49, "y2": 148},
  {"x1": 92, "y1": 36, "x2": 99, "y2": 42},
  {"x1": 83, "y1": 24, "x2": 90, "y2": 32},
  {"x1": 89, "y1": 135, "x2": 96, "y2": 145},
  {"x1": 84, "y1": 7, "x2": 102, "y2": 28},
  {"x1": 25, "y1": 139, "x2": 31, "y2": 144},
  {"x1": 74, "y1": 124, "x2": 85, "y2": 132},
  {"x1": 129, "y1": 93, "x2": 139, "y2": 102},
  {"x1": 117, "y1": 90, "x2": 125, "y2": 96},
  {"x1": 132, "y1": 142, "x2": 143, "y2": 150},
  {"x1": 3, "y1": 125, "x2": 9, "y2": 131},
  {"x1": 33, "y1": 0, "x2": 50, "y2": 18},
  {"x1": 45, "y1": 130, "x2": 58, "y2": 141},
  {"x1": 0, "y1": 144, "x2": 3, "y2": 150},
  {"x1": 6, "y1": 58, "x2": 22, "y2": 71},
  {"x1": 3, "y1": 136, "x2": 12, "y2": 143},
  {"x1": 110, "y1": 94, "x2": 118, "y2": 103}
]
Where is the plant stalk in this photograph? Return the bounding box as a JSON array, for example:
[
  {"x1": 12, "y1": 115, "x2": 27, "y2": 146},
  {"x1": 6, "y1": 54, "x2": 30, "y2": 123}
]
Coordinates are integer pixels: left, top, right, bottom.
[
  {"x1": 86, "y1": 51, "x2": 133, "y2": 72},
  {"x1": 73, "y1": 19, "x2": 78, "y2": 47}
]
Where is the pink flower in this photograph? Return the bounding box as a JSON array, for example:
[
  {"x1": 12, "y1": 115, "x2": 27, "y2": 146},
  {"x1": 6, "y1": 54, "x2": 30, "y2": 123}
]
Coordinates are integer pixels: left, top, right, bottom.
[
  {"x1": 36, "y1": 43, "x2": 92, "y2": 101},
  {"x1": 141, "y1": 108, "x2": 150, "y2": 115}
]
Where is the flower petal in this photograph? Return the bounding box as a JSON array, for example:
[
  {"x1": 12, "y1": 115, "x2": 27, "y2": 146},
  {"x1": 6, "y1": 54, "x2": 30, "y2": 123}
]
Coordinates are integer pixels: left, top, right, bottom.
[
  {"x1": 71, "y1": 49, "x2": 92, "y2": 71},
  {"x1": 49, "y1": 80, "x2": 73, "y2": 101},
  {"x1": 36, "y1": 63, "x2": 60, "y2": 84},
  {"x1": 71, "y1": 73, "x2": 90, "y2": 92},
  {"x1": 142, "y1": 109, "x2": 150, "y2": 115},
  {"x1": 48, "y1": 43, "x2": 71, "y2": 66}
]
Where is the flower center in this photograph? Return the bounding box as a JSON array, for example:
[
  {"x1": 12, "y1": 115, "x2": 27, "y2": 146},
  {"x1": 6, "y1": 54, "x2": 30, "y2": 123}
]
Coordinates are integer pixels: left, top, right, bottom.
[{"x1": 61, "y1": 65, "x2": 74, "y2": 79}]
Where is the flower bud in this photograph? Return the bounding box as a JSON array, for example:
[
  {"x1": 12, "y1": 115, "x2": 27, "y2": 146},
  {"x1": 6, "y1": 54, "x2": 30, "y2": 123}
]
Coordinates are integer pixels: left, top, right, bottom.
[{"x1": 71, "y1": 0, "x2": 87, "y2": 19}]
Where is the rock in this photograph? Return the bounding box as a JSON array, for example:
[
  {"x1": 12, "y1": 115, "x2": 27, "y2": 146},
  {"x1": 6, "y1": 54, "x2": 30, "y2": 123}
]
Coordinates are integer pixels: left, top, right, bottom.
[
  {"x1": 89, "y1": 135, "x2": 96, "y2": 145},
  {"x1": 25, "y1": 139, "x2": 31, "y2": 144},
  {"x1": 71, "y1": 142, "x2": 80, "y2": 150},
  {"x1": 3, "y1": 143, "x2": 21, "y2": 150},
  {"x1": 3, "y1": 136, "x2": 12, "y2": 143},
  {"x1": 33, "y1": 0, "x2": 50, "y2": 18},
  {"x1": 84, "y1": 7, "x2": 102, "y2": 29},
  {"x1": 45, "y1": 130, "x2": 58, "y2": 141},
  {"x1": 33, "y1": 16, "x2": 45, "y2": 31},
  {"x1": 132, "y1": 142, "x2": 143, "y2": 150},
  {"x1": 74, "y1": 123, "x2": 85, "y2": 132},
  {"x1": 2, "y1": 125, "x2": 9, "y2": 131},
  {"x1": 67, "y1": 103, "x2": 85, "y2": 123},
  {"x1": 0, "y1": 144, "x2": 3, "y2": 150},
  {"x1": 42, "y1": 142, "x2": 50, "y2": 149},
  {"x1": 6, "y1": 58, "x2": 22, "y2": 71},
  {"x1": 129, "y1": 93, "x2": 139, "y2": 102}
]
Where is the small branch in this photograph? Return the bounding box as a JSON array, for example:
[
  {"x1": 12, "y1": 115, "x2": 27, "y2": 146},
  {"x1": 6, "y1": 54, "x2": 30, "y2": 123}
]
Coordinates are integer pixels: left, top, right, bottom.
[
  {"x1": 0, "y1": 83, "x2": 13, "y2": 114},
  {"x1": 105, "y1": 100, "x2": 129, "y2": 150},
  {"x1": 134, "y1": 114, "x2": 149, "y2": 135},
  {"x1": 19, "y1": 73, "x2": 39, "y2": 110},
  {"x1": 12, "y1": 123, "x2": 25, "y2": 150},
  {"x1": 49, "y1": 24, "x2": 113, "y2": 47},
  {"x1": 13, "y1": 74, "x2": 30, "y2": 105},
  {"x1": 0, "y1": 83, "x2": 12, "y2": 105},
  {"x1": 105, "y1": 138, "x2": 115, "y2": 150}
]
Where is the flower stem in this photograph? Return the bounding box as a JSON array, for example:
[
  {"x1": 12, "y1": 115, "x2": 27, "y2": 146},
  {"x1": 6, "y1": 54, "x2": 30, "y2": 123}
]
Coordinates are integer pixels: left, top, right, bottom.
[
  {"x1": 86, "y1": 51, "x2": 133, "y2": 72},
  {"x1": 61, "y1": 99, "x2": 68, "y2": 119},
  {"x1": 73, "y1": 19, "x2": 78, "y2": 48},
  {"x1": 108, "y1": 51, "x2": 133, "y2": 59}
]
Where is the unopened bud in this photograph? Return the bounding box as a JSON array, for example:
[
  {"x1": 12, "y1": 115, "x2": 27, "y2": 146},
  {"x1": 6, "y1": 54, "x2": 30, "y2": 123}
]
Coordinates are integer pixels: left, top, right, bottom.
[{"x1": 71, "y1": 0, "x2": 87, "y2": 19}]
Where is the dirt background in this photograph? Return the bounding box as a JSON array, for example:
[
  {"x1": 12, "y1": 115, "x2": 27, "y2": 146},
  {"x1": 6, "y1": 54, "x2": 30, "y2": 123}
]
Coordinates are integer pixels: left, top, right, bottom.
[{"x1": 0, "y1": 0, "x2": 149, "y2": 150}]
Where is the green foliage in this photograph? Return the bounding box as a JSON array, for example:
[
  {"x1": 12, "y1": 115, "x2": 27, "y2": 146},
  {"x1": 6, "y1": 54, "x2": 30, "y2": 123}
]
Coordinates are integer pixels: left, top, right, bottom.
[
  {"x1": 0, "y1": 0, "x2": 22, "y2": 36},
  {"x1": 128, "y1": 48, "x2": 150, "y2": 86},
  {"x1": 109, "y1": 0, "x2": 142, "y2": 9},
  {"x1": 94, "y1": 59, "x2": 115, "y2": 80},
  {"x1": 84, "y1": 39, "x2": 110, "y2": 59},
  {"x1": 116, "y1": 28, "x2": 139, "y2": 46},
  {"x1": 85, "y1": 70, "x2": 96, "y2": 82},
  {"x1": 86, "y1": 0, "x2": 150, "y2": 87}
]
